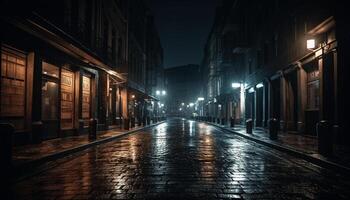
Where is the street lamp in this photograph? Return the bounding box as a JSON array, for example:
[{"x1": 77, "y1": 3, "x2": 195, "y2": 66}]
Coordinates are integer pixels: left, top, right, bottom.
[
  {"x1": 256, "y1": 83, "x2": 264, "y2": 88},
  {"x1": 248, "y1": 87, "x2": 255, "y2": 93},
  {"x1": 156, "y1": 90, "x2": 166, "y2": 96},
  {"x1": 307, "y1": 39, "x2": 316, "y2": 49},
  {"x1": 197, "y1": 97, "x2": 205, "y2": 116},
  {"x1": 232, "y1": 82, "x2": 241, "y2": 89}
]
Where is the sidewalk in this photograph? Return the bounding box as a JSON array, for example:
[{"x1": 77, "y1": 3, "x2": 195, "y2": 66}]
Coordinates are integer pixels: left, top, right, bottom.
[
  {"x1": 204, "y1": 121, "x2": 350, "y2": 173},
  {"x1": 12, "y1": 122, "x2": 165, "y2": 169}
]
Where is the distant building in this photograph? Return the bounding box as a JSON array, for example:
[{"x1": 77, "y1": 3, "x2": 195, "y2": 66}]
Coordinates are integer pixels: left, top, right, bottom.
[
  {"x1": 202, "y1": 0, "x2": 350, "y2": 148},
  {"x1": 165, "y1": 64, "x2": 202, "y2": 117}
]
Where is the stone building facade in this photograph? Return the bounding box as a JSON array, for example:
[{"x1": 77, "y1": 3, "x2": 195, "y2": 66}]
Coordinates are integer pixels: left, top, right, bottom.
[
  {"x1": 202, "y1": 0, "x2": 350, "y2": 146},
  {"x1": 0, "y1": 0, "x2": 163, "y2": 145}
]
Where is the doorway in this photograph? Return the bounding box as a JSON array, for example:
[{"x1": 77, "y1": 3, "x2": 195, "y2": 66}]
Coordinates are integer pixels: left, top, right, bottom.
[
  {"x1": 61, "y1": 69, "x2": 75, "y2": 130},
  {"x1": 82, "y1": 75, "x2": 91, "y2": 127},
  {"x1": 255, "y1": 87, "x2": 263, "y2": 127},
  {"x1": 271, "y1": 78, "x2": 281, "y2": 123},
  {"x1": 285, "y1": 71, "x2": 298, "y2": 131},
  {"x1": 41, "y1": 62, "x2": 59, "y2": 139}
]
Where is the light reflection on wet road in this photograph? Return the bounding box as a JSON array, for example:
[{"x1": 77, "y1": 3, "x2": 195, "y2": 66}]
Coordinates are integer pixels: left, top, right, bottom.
[{"x1": 12, "y1": 118, "x2": 350, "y2": 199}]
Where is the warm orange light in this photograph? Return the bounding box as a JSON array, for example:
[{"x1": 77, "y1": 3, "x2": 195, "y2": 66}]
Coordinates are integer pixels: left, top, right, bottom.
[{"x1": 307, "y1": 39, "x2": 315, "y2": 49}]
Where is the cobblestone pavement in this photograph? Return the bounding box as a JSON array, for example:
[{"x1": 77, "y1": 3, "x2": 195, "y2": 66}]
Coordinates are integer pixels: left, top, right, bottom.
[
  {"x1": 13, "y1": 125, "x2": 140, "y2": 166},
  {"x1": 215, "y1": 123, "x2": 350, "y2": 167},
  {"x1": 11, "y1": 118, "x2": 350, "y2": 199}
]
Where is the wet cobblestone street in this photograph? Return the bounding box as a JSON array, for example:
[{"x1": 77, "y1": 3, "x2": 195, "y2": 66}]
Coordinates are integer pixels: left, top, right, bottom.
[{"x1": 12, "y1": 119, "x2": 350, "y2": 199}]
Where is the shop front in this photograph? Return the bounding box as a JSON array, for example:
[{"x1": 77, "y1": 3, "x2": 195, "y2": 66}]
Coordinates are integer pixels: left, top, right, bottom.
[
  {"x1": 0, "y1": 46, "x2": 30, "y2": 134},
  {"x1": 39, "y1": 59, "x2": 97, "y2": 139}
]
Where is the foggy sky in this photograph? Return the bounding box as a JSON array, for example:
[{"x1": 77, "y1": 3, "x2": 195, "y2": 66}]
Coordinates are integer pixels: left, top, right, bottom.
[{"x1": 150, "y1": 0, "x2": 217, "y2": 68}]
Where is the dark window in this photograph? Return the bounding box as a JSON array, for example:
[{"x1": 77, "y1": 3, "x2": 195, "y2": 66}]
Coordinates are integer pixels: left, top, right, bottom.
[
  {"x1": 264, "y1": 43, "x2": 269, "y2": 64},
  {"x1": 307, "y1": 69, "x2": 320, "y2": 110},
  {"x1": 118, "y1": 38, "x2": 123, "y2": 64},
  {"x1": 248, "y1": 60, "x2": 252, "y2": 74},
  {"x1": 257, "y1": 51, "x2": 262, "y2": 68},
  {"x1": 112, "y1": 30, "x2": 117, "y2": 64}
]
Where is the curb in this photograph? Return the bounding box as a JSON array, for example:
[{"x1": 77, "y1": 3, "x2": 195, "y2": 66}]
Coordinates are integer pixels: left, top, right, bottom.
[
  {"x1": 203, "y1": 121, "x2": 350, "y2": 175},
  {"x1": 12, "y1": 121, "x2": 166, "y2": 181}
]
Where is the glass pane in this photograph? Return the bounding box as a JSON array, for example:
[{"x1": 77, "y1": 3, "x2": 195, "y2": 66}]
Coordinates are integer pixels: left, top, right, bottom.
[
  {"x1": 82, "y1": 76, "x2": 91, "y2": 116},
  {"x1": 42, "y1": 61, "x2": 59, "y2": 78},
  {"x1": 307, "y1": 80, "x2": 319, "y2": 110},
  {"x1": 61, "y1": 69, "x2": 75, "y2": 129},
  {"x1": 42, "y1": 80, "x2": 59, "y2": 120}
]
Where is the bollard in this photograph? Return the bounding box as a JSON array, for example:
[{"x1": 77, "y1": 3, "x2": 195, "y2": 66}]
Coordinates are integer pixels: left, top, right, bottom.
[
  {"x1": 217, "y1": 118, "x2": 220, "y2": 124},
  {"x1": 31, "y1": 121, "x2": 43, "y2": 144},
  {"x1": 221, "y1": 118, "x2": 226, "y2": 125},
  {"x1": 137, "y1": 117, "x2": 142, "y2": 126},
  {"x1": 142, "y1": 117, "x2": 147, "y2": 126},
  {"x1": 146, "y1": 117, "x2": 151, "y2": 125},
  {"x1": 246, "y1": 119, "x2": 253, "y2": 134},
  {"x1": 89, "y1": 118, "x2": 97, "y2": 140},
  {"x1": 230, "y1": 117, "x2": 235, "y2": 128},
  {"x1": 78, "y1": 119, "x2": 85, "y2": 134},
  {"x1": 0, "y1": 123, "x2": 14, "y2": 171},
  {"x1": 130, "y1": 117, "x2": 135, "y2": 128},
  {"x1": 0, "y1": 123, "x2": 14, "y2": 196},
  {"x1": 317, "y1": 120, "x2": 333, "y2": 155},
  {"x1": 124, "y1": 118, "x2": 130, "y2": 130},
  {"x1": 268, "y1": 118, "x2": 278, "y2": 140}
]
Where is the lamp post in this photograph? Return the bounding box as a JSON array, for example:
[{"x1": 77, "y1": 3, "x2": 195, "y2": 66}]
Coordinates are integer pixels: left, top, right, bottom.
[
  {"x1": 156, "y1": 89, "x2": 166, "y2": 118},
  {"x1": 197, "y1": 97, "x2": 205, "y2": 117}
]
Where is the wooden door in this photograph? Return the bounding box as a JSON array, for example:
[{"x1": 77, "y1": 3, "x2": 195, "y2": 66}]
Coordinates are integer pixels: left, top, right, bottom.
[
  {"x1": 61, "y1": 69, "x2": 74, "y2": 130},
  {"x1": 82, "y1": 76, "x2": 91, "y2": 127},
  {"x1": 41, "y1": 61, "x2": 60, "y2": 139}
]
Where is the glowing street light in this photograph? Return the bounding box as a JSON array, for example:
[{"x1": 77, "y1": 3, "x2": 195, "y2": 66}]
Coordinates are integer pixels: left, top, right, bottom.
[
  {"x1": 197, "y1": 97, "x2": 204, "y2": 101},
  {"x1": 232, "y1": 82, "x2": 241, "y2": 88},
  {"x1": 162, "y1": 90, "x2": 166, "y2": 95},
  {"x1": 256, "y1": 83, "x2": 264, "y2": 88},
  {"x1": 248, "y1": 87, "x2": 255, "y2": 93},
  {"x1": 156, "y1": 90, "x2": 160, "y2": 95},
  {"x1": 307, "y1": 39, "x2": 315, "y2": 49},
  {"x1": 189, "y1": 103, "x2": 194, "y2": 107}
]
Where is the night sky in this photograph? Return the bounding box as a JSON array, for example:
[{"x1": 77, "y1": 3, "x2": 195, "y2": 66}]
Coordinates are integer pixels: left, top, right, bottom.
[{"x1": 150, "y1": 0, "x2": 217, "y2": 68}]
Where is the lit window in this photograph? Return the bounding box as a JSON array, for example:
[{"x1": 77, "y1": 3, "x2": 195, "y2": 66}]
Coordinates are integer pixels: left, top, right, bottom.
[{"x1": 307, "y1": 39, "x2": 315, "y2": 49}]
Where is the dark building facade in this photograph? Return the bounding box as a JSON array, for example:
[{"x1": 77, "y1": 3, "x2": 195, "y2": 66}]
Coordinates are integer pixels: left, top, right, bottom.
[
  {"x1": 0, "y1": 0, "x2": 163, "y2": 145},
  {"x1": 125, "y1": 0, "x2": 164, "y2": 126},
  {"x1": 165, "y1": 64, "x2": 202, "y2": 117},
  {"x1": 202, "y1": 0, "x2": 350, "y2": 148}
]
